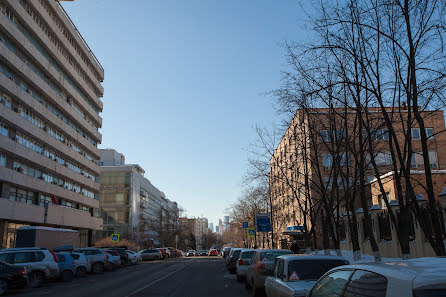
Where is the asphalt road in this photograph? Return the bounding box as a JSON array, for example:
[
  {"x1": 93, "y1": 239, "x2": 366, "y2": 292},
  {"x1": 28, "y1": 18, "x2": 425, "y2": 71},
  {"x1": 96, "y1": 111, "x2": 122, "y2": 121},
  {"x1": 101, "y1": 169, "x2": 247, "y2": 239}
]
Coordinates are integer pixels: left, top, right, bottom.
[{"x1": 10, "y1": 257, "x2": 251, "y2": 297}]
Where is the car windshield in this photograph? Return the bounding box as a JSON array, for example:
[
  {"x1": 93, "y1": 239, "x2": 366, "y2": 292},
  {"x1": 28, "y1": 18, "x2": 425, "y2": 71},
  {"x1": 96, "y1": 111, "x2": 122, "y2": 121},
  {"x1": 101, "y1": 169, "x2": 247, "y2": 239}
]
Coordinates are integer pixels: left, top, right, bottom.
[
  {"x1": 260, "y1": 251, "x2": 292, "y2": 261},
  {"x1": 287, "y1": 259, "x2": 348, "y2": 281}
]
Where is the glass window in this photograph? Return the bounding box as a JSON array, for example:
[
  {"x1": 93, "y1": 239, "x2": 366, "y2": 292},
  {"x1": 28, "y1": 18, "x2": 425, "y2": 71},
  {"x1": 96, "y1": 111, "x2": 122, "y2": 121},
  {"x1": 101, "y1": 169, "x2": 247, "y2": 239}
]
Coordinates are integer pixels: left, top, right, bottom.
[
  {"x1": 0, "y1": 253, "x2": 13, "y2": 264},
  {"x1": 322, "y1": 154, "x2": 333, "y2": 167},
  {"x1": 287, "y1": 260, "x2": 349, "y2": 281},
  {"x1": 310, "y1": 269, "x2": 353, "y2": 297},
  {"x1": 344, "y1": 269, "x2": 387, "y2": 297},
  {"x1": 13, "y1": 252, "x2": 35, "y2": 263},
  {"x1": 428, "y1": 151, "x2": 438, "y2": 168},
  {"x1": 412, "y1": 128, "x2": 421, "y2": 140},
  {"x1": 425, "y1": 128, "x2": 434, "y2": 139},
  {"x1": 0, "y1": 153, "x2": 5, "y2": 167},
  {"x1": 259, "y1": 251, "x2": 292, "y2": 261},
  {"x1": 320, "y1": 130, "x2": 330, "y2": 142}
]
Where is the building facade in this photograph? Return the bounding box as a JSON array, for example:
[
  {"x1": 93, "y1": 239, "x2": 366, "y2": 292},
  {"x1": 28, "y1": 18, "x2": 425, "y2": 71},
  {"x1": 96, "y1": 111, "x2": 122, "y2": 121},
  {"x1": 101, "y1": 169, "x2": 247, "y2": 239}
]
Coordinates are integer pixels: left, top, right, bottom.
[
  {"x1": 97, "y1": 149, "x2": 179, "y2": 247},
  {"x1": 270, "y1": 107, "x2": 446, "y2": 256},
  {"x1": 0, "y1": 0, "x2": 104, "y2": 248}
]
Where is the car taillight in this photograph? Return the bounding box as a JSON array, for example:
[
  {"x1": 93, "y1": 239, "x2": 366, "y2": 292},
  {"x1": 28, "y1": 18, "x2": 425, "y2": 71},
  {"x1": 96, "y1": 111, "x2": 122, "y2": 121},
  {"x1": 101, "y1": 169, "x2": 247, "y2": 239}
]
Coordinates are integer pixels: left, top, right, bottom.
[
  {"x1": 257, "y1": 262, "x2": 266, "y2": 273},
  {"x1": 72, "y1": 261, "x2": 75, "y2": 265},
  {"x1": 18, "y1": 269, "x2": 26, "y2": 275},
  {"x1": 238, "y1": 259, "x2": 244, "y2": 265},
  {"x1": 106, "y1": 252, "x2": 109, "y2": 260},
  {"x1": 49, "y1": 250, "x2": 58, "y2": 263}
]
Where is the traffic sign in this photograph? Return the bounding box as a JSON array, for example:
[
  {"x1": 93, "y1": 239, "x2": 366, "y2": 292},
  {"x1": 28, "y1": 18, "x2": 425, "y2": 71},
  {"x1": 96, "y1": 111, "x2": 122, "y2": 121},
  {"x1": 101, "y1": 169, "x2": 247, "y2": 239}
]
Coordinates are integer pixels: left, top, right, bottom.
[
  {"x1": 256, "y1": 213, "x2": 271, "y2": 232},
  {"x1": 247, "y1": 227, "x2": 256, "y2": 238},
  {"x1": 111, "y1": 234, "x2": 120, "y2": 242},
  {"x1": 242, "y1": 222, "x2": 249, "y2": 230}
]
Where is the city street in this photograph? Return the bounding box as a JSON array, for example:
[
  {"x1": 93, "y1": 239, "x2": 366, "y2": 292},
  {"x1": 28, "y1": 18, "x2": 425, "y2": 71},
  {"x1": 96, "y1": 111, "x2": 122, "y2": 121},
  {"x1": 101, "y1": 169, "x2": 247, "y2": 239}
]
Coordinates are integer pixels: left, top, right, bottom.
[{"x1": 9, "y1": 257, "x2": 250, "y2": 297}]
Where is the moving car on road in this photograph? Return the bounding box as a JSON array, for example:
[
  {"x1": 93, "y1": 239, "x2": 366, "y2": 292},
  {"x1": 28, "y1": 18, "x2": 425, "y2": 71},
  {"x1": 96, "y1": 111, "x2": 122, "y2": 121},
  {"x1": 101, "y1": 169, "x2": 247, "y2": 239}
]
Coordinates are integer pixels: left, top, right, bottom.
[
  {"x1": 186, "y1": 250, "x2": 196, "y2": 257},
  {"x1": 245, "y1": 249, "x2": 293, "y2": 297},
  {"x1": 0, "y1": 247, "x2": 59, "y2": 288},
  {"x1": 307, "y1": 257, "x2": 446, "y2": 297},
  {"x1": 264, "y1": 255, "x2": 349, "y2": 297},
  {"x1": 236, "y1": 249, "x2": 256, "y2": 282},
  {"x1": 0, "y1": 261, "x2": 28, "y2": 295},
  {"x1": 138, "y1": 249, "x2": 162, "y2": 261}
]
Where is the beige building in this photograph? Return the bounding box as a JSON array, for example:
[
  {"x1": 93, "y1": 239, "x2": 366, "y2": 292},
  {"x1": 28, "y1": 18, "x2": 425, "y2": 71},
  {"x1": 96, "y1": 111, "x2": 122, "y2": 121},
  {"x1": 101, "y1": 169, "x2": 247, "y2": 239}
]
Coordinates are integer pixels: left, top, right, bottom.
[
  {"x1": 98, "y1": 149, "x2": 179, "y2": 247},
  {"x1": 0, "y1": 0, "x2": 104, "y2": 247},
  {"x1": 270, "y1": 107, "x2": 446, "y2": 256}
]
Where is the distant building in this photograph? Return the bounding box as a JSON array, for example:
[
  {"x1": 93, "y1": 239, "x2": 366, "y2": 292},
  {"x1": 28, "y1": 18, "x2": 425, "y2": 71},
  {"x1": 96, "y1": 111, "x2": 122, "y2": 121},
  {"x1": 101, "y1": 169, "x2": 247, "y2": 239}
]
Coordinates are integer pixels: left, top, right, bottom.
[
  {"x1": 224, "y1": 216, "x2": 230, "y2": 232},
  {"x1": 216, "y1": 226, "x2": 220, "y2": 233},
  {"x1": 0, "y1": 0, "x2": 104, "y2": 248},
  {"x1": 218, "y1": 219, "x2": 224, "y2": 234},
  {"x1": 98, "y1": 149, "x2": 124, "y2": 166},
  {"x1": 97, "y1": 149, "x2": 179, "y2": 247},
  {"x1": 209, "y1": 222, "x2": 214, "y2": 232}
]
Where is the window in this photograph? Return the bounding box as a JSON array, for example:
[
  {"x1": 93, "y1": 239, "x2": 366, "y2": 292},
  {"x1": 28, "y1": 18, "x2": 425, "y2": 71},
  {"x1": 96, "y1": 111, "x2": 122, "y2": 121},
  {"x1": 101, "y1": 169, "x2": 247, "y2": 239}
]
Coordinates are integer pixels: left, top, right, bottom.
[
  {"x1": 0, "y1": 253, "x2": 13, "y2": 264},
  {"x1": 287, "y1": 260, "x2": 349, "y2": 281},
  {"x1": 310, "y1": 270, "x2": 353, "y2": 297},
  {"x1": 343, "y1": 270, "x2": 387, "y2": 297},
  {"x1": 411, "y1": 152, "x2": 424, "y2": 168},
  {"x1": 320, "y1": 130, "x2": 330, "y2": 142},
  {"x1": 425, "y1": 128, "x2": 434, "y2": 139},
  {"x1": 0, "y1": 121, "x2": 8, "y2": 137},
  {"x1": 412, "y1": 128, "x2": 421, "y2": 140},
  {"x1": 378, "y1": 192, "x2": 390, "y2": 209},
  {"x1": 429, "y1": 151, "x2": 438, "y2": 168},
  {"x1": 0, "y1": 153, "x2": 5, "y2": 167},
  {"x1": 13, "y1": 252, "x2": 35, "y2": 263},
  {"x1": 322, "y1": 154, "x2": 333, "y2": 167}
]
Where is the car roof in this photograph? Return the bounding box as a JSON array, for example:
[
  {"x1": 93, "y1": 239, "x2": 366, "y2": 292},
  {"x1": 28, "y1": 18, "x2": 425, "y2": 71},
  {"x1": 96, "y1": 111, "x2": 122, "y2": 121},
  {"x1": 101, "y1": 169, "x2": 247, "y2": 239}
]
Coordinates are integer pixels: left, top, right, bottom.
[
  {"x1": 330, "y1": 257, "x2": 446, "y2": 288},
  {"x1": 257, "y1": 249, "x2": 292, "y2": 253},
  {"x1": 277, "y1": 254, "x2": 348, "y2": 262}
]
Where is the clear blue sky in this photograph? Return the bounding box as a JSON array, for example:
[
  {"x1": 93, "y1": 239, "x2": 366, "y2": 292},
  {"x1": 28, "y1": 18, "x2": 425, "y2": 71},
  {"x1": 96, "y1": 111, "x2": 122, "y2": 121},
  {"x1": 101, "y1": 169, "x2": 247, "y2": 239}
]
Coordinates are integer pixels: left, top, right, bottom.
[{"x1": 61, "y1": 0, "x2": 307, "y2": 228}]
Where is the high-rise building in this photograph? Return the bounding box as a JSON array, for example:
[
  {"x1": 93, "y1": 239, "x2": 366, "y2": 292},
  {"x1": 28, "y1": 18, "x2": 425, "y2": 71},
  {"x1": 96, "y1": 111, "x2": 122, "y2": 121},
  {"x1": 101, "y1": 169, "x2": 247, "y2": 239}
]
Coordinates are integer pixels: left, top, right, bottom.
[
  {"x1": 98, "y1": 149, "x2": 179, "y2": 247},
  {"x1": 0, "y1": 0, "x2": 104, "y2": 248},
  {"x1": 209, "y1": 222, "x2": 214, "y2": 232},
  {"x1": 224, "y1": 216, "x2": 230, "y2": 232},
  {"x1": 215, "y1": 226, "x2": 220, "y2": 233}
]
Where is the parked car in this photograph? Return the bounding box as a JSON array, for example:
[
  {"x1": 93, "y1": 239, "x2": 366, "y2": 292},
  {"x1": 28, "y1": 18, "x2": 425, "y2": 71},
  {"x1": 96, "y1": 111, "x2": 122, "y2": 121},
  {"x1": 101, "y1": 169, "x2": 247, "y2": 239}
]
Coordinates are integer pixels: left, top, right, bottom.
[
  {"x1": 73, "y1": 248, "x2": 108, "y2": 274},
  {"x1": 307, "y1": 257, "x2": 446, "y2": 297},
  {"x1": 227, "y1": 248, "x2": 246, "y2": 273},
  {"x1": 104, "y1": 248, "x2": 129, "y2": 265},
  {"x1": 245, "y1": 249, "x2": 293, "y2": 297},
  {"x1": 223, "y1": 247, "x2": 232, "y2": 258},
  {"x1": 55, "y1": 253, "x2": 75, "y2": 282},
  {"x1": 236, "y1": 249, "x2": 256, "y2": 282},
  {"x1": 0, "y1": 261, "x2": 28, "y2": 295},
  {"x1": 104, "y1": 250, "x2": 121, "y2": 270},
  {"x1": 158, "y1": 248, "x2": 170, "y2": 258},
  {"x1": 208, "y1": 249, "x2": 219, "y2": 256},
  {"x1": 186, "y1": 250, "x2": 196, "y2": 257},
  {"x1": 138, "y1": 249, "x2": 162, "y2": 261},
  {"x1": 126, "y1": 250, "x2": 140, "y2": 264},
  {"x1": 198, "y1": 250, "x2": 208, "y2": 256},
  {"x1": 166, "y1": 247, "x2": 177, "y2": 257},
  {"x1": 0, "y1": 247, "x2": 59, "y2": 288},
  {"x1": 70, "y1": 252, "x2": 90, "y2": 277},
  {"x1": 265, "y1": 255, "x2": 349, "y2": 297}
]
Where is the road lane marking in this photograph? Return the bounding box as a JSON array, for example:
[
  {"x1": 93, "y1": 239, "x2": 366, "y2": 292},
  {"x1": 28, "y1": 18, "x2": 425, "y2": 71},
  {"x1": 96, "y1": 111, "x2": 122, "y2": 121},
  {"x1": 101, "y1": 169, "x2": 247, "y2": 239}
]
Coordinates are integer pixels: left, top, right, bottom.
[{"x1": 124, "y1": 262, "x2": 193, "y2": 297}]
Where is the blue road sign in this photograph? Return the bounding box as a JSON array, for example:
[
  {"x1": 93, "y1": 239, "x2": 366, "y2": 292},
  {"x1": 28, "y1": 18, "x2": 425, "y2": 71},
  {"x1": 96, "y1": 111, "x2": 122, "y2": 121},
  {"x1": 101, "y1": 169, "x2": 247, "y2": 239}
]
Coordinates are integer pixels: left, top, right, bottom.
[
  {"x1": 256, "y1": 213, "x2": 271, "y2": 232},
  {"x1": 247, "y1": 228, "x2": 256, "y2": 237},
  {"x1": 111, "y1": 234, "x2": 120, "y2": 242},
  {"x1": 242, "y1": 222, "x2": 249, "y2": 230}
]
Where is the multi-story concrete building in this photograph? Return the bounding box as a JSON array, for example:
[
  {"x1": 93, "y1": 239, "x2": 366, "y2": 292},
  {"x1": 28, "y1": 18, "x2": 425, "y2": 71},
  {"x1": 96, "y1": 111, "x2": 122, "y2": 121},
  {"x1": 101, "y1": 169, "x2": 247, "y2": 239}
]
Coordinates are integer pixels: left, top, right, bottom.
[
  {"x1": 224, "y1": 216, "x2": 230, "y2": 232},
  {"x1": 0, "y1": 0, "x2": 104, "y2": 248},
  {"x1": 98, "y1": 149, "x2": 179, "y2": 247},
  {"x1": 209, "y1": 222, "x2": 214, "y2": 233},
  {"x1": 270, "y1": 107, "x2": 446, "y2": 255}
]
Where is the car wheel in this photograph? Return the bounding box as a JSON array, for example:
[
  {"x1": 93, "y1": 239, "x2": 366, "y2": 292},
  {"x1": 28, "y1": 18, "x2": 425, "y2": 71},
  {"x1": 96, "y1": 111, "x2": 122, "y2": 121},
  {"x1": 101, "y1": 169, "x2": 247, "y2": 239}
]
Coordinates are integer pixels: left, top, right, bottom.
[
  {"x1": 155, "y1": 256, "x2": 160, "y2": 260},
  {"x1": 0, "y1": 279, "x2": 7, "y2": 295},
  {"x1": 76, "y1": 266, "x2": 87, "y2": 277},
  {"x1": 236, "y1": 274, "x2": 243, "y2": 282},
  {"x1": 61, "y1": 270, "x2": 73, "y2": 282},
  {"x1": 92, "y1": 262, "x2": 104, "y2": 274},
  {"x1": 28, "y1": 271, "x2": 44, "y2": 288}
]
